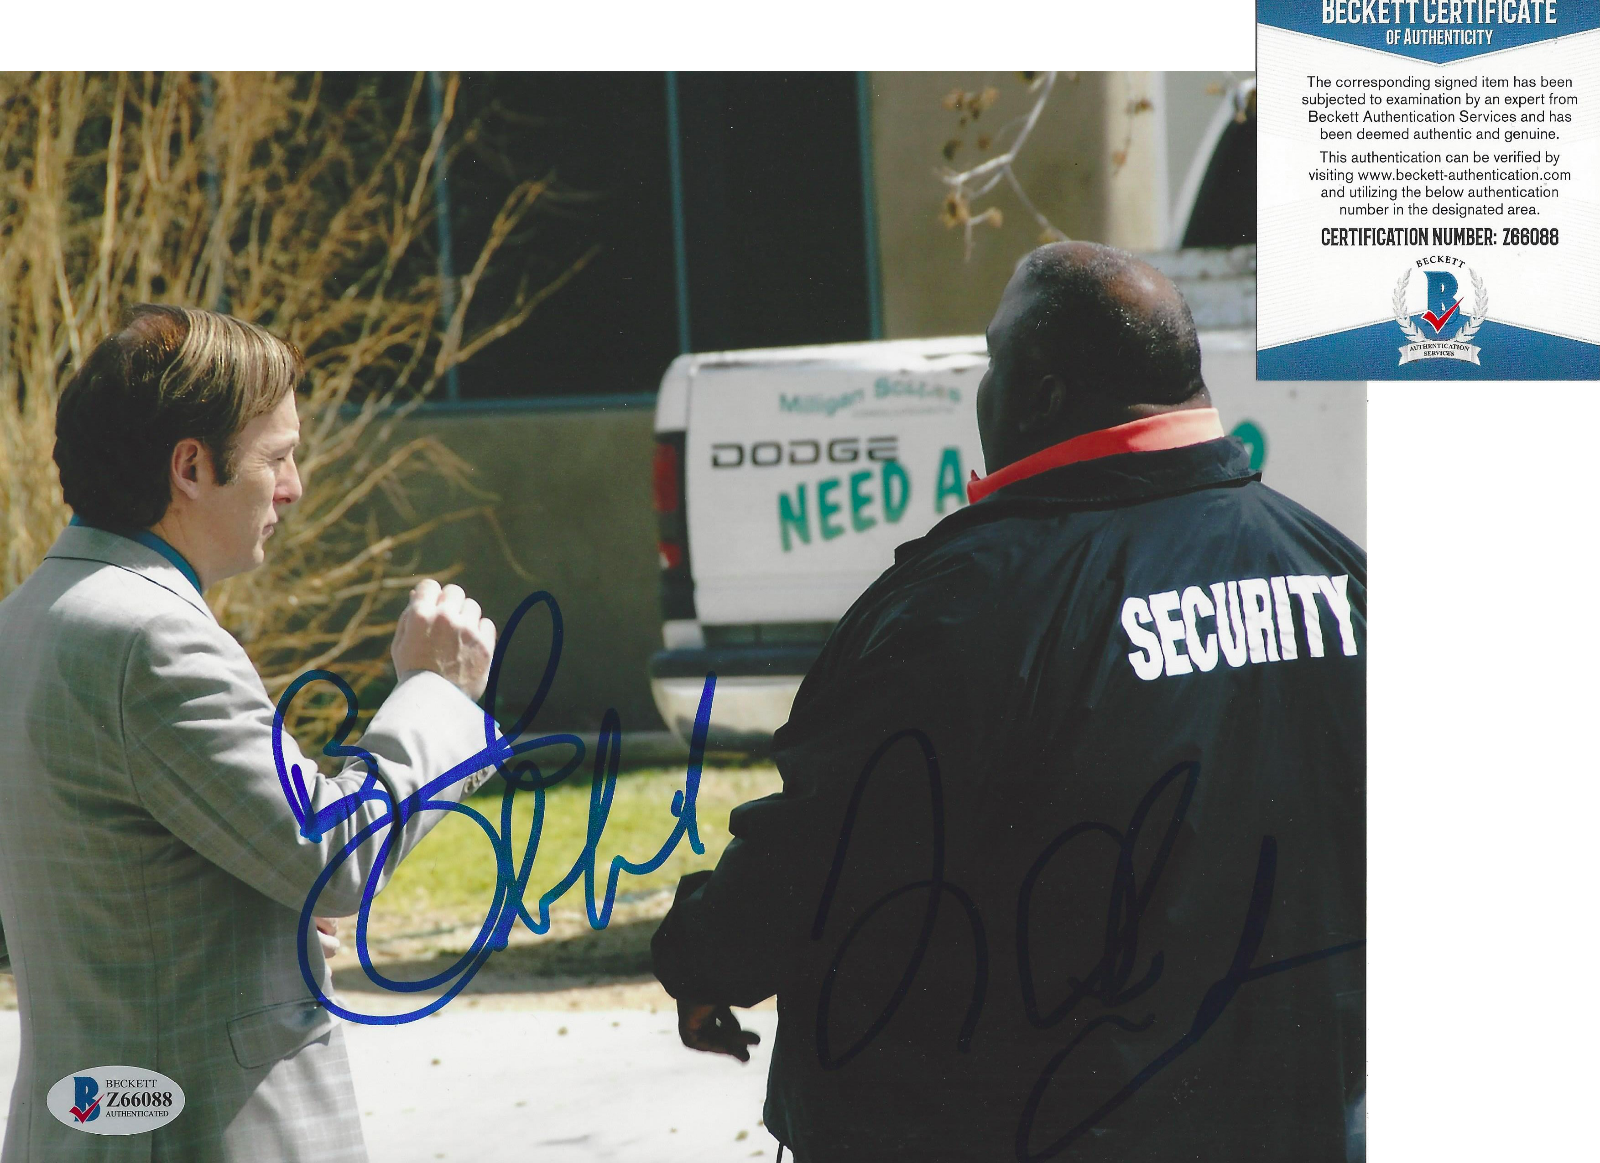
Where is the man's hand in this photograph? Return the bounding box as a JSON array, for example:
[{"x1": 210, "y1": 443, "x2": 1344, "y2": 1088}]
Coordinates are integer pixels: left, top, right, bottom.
[
  {"x1": 315, "y1": 917, "x2": 341, "y2": 960},
  {"x1": 678, "y1": 1001, "x2": 761, "y2": 1062},
  {"x1": 391, "y1": 580, "x2": 497, "y2": 703}
]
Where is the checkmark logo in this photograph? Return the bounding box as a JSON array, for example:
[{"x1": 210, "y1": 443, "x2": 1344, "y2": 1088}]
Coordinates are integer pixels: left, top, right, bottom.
[
  {"x1": 69, "y1": 1097, "x2": 101, "y2": 1122},
  {"x1": 53, "y1": 1067, "x2": 182, "y2": 1131},
  {"x1": 1421, "y1": 298, "x2": 1461, "y2": 333}
]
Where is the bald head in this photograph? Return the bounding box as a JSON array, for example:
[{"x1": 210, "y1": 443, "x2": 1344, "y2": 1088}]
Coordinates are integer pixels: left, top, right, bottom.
[
  {"x1": 976, "y1": 241, "x2": 1210, "y2": 472},
  {"x1": 1014, "y1": 242, "x2": 1205, "y2": 404}
]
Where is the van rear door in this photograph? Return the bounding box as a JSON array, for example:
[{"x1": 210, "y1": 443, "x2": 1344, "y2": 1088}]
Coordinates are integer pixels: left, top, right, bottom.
[{"x1": 684, "y1": 345, "x2": 986, "y2": 626}]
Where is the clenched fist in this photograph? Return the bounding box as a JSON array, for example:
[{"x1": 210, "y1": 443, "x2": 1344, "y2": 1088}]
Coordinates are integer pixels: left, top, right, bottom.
[
  {"x1": 315, "y1": 917, "x2": 341, "y2": 960},
  {"x1": 390, "y1": 579, "x2": 496, "y2": 702}
]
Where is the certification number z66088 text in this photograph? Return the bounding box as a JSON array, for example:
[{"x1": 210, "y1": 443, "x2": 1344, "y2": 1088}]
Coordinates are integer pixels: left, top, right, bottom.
[{"x1": 1502, "y1": 228, "x2": 1559, "y2": 246}]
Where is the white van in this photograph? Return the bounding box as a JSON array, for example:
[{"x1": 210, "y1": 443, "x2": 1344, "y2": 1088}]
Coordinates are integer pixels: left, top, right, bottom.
[
  {"x1": 647, "y1": 309, "x2": 1365, "y2": 751},
  {"x1": 647, "y1": 79, "x2": 1365, "y2": 751}
]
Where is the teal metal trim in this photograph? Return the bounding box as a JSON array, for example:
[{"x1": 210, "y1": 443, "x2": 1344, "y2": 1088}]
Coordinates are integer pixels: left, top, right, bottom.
[
  {"x1": 199, "y1": 72, "x2": 230, "y2": 314},
  {"x1": 428, "y1": 71, "x2": 462, "y2": 403},
  {"x1": 665, "y1": 72, "x2": 693, "y2": 355},
  {"x1": 337, "y1": 393, "x2": 658, "y2": 418},
  {"x1": 856, "y1": 71, "x2": 885, "y2": 341}
]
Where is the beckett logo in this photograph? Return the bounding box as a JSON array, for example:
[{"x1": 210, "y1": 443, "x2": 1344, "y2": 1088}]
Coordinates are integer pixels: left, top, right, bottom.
[
  {"x1": 1392, "y1": 259, "x2": 1487, "y2": 366},
  {"x1": 69, "y1": 1076, "x2": 100, "y2": 1124},
  {"x1": 47, "y1": 1066, "x2": 185, "y2": 1135}
]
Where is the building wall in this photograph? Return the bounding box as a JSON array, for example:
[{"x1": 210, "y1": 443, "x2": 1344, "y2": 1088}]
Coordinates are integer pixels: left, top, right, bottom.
[
  {"x1": 867, "y1": 71, "x2": 1237, "y2": 339},
  {"x1": 394, "y1": 403, "x2": 666, "y2": 734}
]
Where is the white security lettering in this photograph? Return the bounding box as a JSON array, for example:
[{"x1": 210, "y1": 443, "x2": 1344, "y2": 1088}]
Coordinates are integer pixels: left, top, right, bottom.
[
  {"x1": 1149, "y1": 590, "x2": 1192, "y2": 676},
  {"x1": 1270, "y1": 576, "x2": 1299, "y2": 661},
  {"x1": 1316, "y1": 574, "x2": 1359, "y2": 656},
  {"x1": 1210, "y1": 581, "x2": 1249, "y2": 668},
  {"x1": 1239, "y1": 578, "x2": 1280, "y2": 664},
  {"x1": 1285, "y1": 575, "x2": 1327, "y2": 657},
  {"x1": 1181, "y1": 585, "x2": 1219, "y2": 672},
  {"x1": 1124, "y1": 572, "x2": 1358, "y2": 679},
  {"x1": 1121, "y1": 596, "x2": 1164, "y2": 680}
]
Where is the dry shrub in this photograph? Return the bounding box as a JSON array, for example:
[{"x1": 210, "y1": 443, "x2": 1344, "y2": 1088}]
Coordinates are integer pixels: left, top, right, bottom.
[{"x1": 0, "y1": 72, "x2": 579, "y2": 740}]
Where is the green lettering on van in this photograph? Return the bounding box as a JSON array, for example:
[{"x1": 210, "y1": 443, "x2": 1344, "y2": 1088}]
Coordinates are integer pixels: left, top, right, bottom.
[
  {"x1": 936, "y1": 447, "x2": 966, "y2": 514},
  {"x1": 849, "y1": 471, "x2": 876, "y2": 533},
  {"x1": 817, "y1": 478, "x2": 845, "y2": 540},
  {"x1": 779, "y1": 485, "x2": 810, "y2": 552},
  {"x1": 1229, "y1": 420, "x2": 1268, "y2": 473},
  {"x1": 882, "y1": 460, "x2": 910, "y2": 523}
]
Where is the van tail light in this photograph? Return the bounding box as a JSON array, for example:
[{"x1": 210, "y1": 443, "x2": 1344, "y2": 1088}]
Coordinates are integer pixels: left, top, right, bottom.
[
  {"x1": 653, "y1": 435, "x2": 693, "y2": 621},
  {"x1": 652, "y1": 441, "x2": 680, "y2": 514}
]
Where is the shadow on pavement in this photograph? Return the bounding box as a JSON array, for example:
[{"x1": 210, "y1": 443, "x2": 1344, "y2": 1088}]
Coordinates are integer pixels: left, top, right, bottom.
[{"x1": 333, "y1": 915, "x2": 659, "y2": 995}]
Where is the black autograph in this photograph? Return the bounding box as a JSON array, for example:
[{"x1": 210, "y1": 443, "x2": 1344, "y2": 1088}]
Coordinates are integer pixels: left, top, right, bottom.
[{"x1": 807, "y1": 735, "x2": 1364, "y2": 1162}]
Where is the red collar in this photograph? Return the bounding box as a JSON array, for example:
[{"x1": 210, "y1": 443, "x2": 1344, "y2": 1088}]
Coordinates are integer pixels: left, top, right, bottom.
[{"x1": 966, "y1": 408, "x2": 1226, "y2": 504}]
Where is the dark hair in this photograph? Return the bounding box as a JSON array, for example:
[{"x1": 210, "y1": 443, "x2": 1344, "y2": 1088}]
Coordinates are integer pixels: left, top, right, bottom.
[
  {"x1": 1016, "y1": 245, "x2": 1205, "y2": 407},
  {"x1": 54, "y1": 305, "x2": 302, "y2": 529}
]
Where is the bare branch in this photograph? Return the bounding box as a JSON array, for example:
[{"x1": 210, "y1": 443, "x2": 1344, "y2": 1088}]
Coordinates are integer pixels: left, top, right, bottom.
[
  {"x1": 1, "y1": 71, "x2": 579, "y2": 740},
  {"x1": 935, "y1": 72, "x2": 1211, "y2": 259},
  {"x1": 937, "y1": 72, "x2": 1061, "y2": 258}
]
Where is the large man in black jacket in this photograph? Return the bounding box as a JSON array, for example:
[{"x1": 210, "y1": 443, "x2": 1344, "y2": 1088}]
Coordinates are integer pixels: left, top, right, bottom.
[{"x1": 652, "y1": 242, "x2": 1365, "y2": 1163}]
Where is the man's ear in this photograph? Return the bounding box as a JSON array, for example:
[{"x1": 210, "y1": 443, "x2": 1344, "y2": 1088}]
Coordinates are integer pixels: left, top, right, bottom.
[
  {"x1": 1018, "y1": 375, "x2": 1069, "y2": 437},
  {"x1": 169, "y1": 438, "x2": 209, "y2": 501}
]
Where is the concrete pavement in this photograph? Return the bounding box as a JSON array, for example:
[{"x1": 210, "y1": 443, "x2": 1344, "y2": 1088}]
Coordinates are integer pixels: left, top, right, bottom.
[{"x1": 0, "y1": 1006, "x2": 784, "y2": 1161}]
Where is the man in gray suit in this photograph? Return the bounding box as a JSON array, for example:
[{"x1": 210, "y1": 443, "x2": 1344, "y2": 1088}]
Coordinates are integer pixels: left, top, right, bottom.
[{"x1": 0, "y1": 306, "x2": 500, "y2": 1161}]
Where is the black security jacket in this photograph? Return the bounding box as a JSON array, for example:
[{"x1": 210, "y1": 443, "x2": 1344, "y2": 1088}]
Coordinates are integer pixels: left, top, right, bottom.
[{"x1": 653, "y1": 438, "x2": 1366, "y2": 1163}]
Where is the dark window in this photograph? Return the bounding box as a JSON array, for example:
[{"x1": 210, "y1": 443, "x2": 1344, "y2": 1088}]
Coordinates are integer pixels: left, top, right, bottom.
[
  {"x1": 673, "y1": 73, "x2": 873, "y2": 353},
  {"x1": 440, "y1": 72, "x2": 873, "y2": 400},
  {"x1": 448, "y1": 73, "x2": 680, "y2": 399},
  {"x1": 1181, "y1": 96, "x2": 1257, "y2": 249}
]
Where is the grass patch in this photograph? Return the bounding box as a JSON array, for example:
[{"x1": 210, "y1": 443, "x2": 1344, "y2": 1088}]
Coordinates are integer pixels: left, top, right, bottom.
[{"x1": 367, "y1": 765, "x2": 781, "y2": 940}]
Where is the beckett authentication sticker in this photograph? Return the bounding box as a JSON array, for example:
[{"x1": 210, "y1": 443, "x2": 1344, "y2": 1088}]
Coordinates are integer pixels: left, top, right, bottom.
[
  {"x1": 1256, "y1": 0, "x2": 1600, "y2": 379},
  {"x1": 46, "y1": 1067, "x2": 185, "y2": 1135}
]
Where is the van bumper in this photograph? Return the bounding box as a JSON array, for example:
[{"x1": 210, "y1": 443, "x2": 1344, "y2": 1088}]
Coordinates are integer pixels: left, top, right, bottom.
[{"x1": 648, "y1": 646, "x2": 821, "y2": 753}]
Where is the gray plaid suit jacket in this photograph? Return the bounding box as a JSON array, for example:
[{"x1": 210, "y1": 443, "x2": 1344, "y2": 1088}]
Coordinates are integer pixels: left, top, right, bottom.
[{"x1": 0, "y1": 524, "x2": 493, "y2": 1161}]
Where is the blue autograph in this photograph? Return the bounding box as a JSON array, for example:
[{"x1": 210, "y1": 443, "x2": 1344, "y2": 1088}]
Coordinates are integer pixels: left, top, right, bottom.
[{"x1": 270, "y1": 590, "x2": 715, "y2": 1026}]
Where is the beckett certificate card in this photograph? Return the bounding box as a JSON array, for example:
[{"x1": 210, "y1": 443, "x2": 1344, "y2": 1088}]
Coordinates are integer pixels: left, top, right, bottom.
[{"x1": 1256, "y1": 0, "x2": 1600, "y2": 379}]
